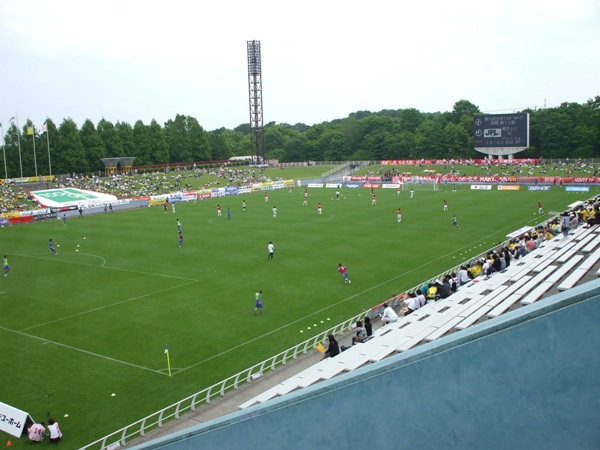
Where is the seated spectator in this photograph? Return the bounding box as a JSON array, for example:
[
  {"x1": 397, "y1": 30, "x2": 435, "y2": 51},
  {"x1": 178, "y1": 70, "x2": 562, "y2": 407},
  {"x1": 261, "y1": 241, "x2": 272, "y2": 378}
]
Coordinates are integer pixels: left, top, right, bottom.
[
  {"x1": 427, "y1": 283, "x2": 438, "y2": 301},
  {"x1": 415, "y1": 290, "x2": 427, "y2": 307},
  {"x1": 470, "y1": 262, "x2": 482, "y2": 278},
  {"x1": 437, "y1": 280, "x2": 451, "y2": 299},
  {"x1": 449, "y1": 273, "x2": 458, "y2": 293},
  {"x1": 404, "y1": 294, "x2": 420, "y2": 315},
  {"x1": 492, "y1": 253, "x2": 503, "y2": 272},
  {"x1": 380, "y1": 303, "x2": 398, "y2": 326},
  {"x1": 321, "y1": 334, "x2": 340, "y2": 360},
  {"x1": 351, "y1": 320, "x2": 368, "y2": 345},
  {"x1": 28, "y1": 421, "x2": 45, "y2": 443},
  {"x1": 363, "y1": 316, "x2": 373, "y2": 337}
]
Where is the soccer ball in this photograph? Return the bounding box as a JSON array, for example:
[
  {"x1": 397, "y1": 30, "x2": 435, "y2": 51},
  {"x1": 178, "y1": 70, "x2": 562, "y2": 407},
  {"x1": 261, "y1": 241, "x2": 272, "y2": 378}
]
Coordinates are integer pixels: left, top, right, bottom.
[
  {"x1": 349, "y1": 280, "x2": 352, "y2": 284},
  {"x1": 57, "y1": 244, "x2": 60, "y2": 248},
  {"x1": 76, "y1": 249, "x2": 79, "y2": 253},
  {"x1": 77, "y1": 245, "x2": 80, "y2": 248}
]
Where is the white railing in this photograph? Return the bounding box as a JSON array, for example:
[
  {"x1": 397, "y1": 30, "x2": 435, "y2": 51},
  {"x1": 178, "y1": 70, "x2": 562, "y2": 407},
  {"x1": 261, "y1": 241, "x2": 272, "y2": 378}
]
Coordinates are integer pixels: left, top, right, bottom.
[
  {"x1": 80, "y1": 212, "x2": 571, "y2": 450},
  {"x1": 79, "y1": 314, "x2": 367, "y2": 450}
]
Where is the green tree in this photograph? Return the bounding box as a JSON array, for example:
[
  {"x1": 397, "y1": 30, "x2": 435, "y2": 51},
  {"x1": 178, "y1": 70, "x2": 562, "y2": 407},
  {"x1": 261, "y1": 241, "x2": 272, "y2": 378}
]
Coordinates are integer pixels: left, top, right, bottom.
[
  {"x1": 115, "y1": 122, "x2": 136, "y2": 159},
  {"x1": 80, "y1": 119, "x2": 107, "y2": 173},
  {"x1": 97, "y1": 119, "x2": 124, "y2": 158},
  {"x1": 2, "y1": 123, "x2": 22, "y2": 178},
  {"x1": 208, "y1": 132, "x2": 232, "y2": 161},
  {"x1": 147, "y1": 119, "x2": 169, "y2": 164},
  {"x1": 444, "y1": 122, "x2": 470, "y2": 158},
  {"x1": 133, "y1": 121, "x2": 151, "y2": 165},
  {"x1": 55, "y1": 118, "x2": 89, "y2": 174},
  {"x1": 451, "y1": 99, "x2": 480, "y2": 124}
]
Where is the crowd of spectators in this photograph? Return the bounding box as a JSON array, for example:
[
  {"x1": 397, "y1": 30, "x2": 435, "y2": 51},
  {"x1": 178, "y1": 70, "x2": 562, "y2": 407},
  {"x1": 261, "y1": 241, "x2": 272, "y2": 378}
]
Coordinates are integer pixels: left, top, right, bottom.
[
  {"x1": 397, "y1": 196, "x2": 600, "y2": 314},
  {"x1": 1, "y1": 165, "x2": 275, "y2": 214},
  {"x1": 0, "y1": 183, "x2": 37, "y2": 213}
]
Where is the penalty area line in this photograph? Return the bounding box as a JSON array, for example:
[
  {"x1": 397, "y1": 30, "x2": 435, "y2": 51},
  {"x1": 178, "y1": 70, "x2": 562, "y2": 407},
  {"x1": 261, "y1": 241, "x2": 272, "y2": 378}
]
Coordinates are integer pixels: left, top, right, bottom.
[
  {"x1": 19, "y1": 279, "x2": 199, "y2": 332},
  {"x1": 0, "y1": 325, "x2": 166, "y2": 376}
]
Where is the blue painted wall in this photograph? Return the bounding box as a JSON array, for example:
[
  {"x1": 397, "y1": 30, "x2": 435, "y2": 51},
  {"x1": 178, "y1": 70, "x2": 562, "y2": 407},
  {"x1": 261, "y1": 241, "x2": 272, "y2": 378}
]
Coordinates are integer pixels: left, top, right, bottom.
[{"x1": 132, "y1": 279, "x2": 600, "y2": 450}]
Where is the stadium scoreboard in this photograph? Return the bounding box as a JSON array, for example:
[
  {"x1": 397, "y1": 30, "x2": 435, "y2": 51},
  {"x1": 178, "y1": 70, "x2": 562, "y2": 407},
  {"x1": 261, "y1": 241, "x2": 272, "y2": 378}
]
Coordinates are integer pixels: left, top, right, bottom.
[{"x1": 474, "y1": 113, "x2": 529, "y2": 156}]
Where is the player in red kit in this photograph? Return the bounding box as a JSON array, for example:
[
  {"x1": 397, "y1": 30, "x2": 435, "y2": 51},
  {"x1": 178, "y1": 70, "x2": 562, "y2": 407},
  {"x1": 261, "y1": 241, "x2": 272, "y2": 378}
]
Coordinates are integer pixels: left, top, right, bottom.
[{"x1": 338, "y1": 263, "x2": 351, "y2": 284}]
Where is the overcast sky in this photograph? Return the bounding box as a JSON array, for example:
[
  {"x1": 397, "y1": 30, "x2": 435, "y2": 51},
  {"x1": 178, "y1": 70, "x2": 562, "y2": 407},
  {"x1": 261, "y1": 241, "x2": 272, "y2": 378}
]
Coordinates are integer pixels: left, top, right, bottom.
[{"x1": 1, "y1": 0, "x2": 598, "y2": 132}]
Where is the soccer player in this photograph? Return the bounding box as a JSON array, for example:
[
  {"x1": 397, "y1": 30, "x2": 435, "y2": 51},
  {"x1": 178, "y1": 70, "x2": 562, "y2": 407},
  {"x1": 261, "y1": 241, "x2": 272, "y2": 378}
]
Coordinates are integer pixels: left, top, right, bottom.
[
  {"x1": 336, "y1": 189, "x2": 340, "y2": 199},
  {"x1": 443, "y1": 200, "x2": 448, "y2": 212},
  {"x1": 272, "y1": 206, "x2": 277, "y2": 218},
  {"x1": 62, "y1": 214, "x2": 67, "y2": 225},
  {"x1": 538, "y1": 202, "x2": 544, "y2": 214},
  {"x1": 397, "y1": 186, "x2": 401, "y2": 196},
  {"x1": 410, "y1": 188, "x2": 414, "y2": 199},
  {"x1": 397, "y1": 208, "x2": 402, "y2": 223},
  {"x1": 49, "y1": 239, "x2": 57, "y2": 255},
  {"x1": 452, "y1": 215, "x2": 460, "y2": 228},
  {"x1": 303, "y1": 195, "x2": 308, "y2": 206},
  {"x1": 163, "y1": 202, "x2": 168, "y2": 213},
  {"x1": 177, "y1": 219, "x2": 182, "y2": 232},
  {"x1": 254, "y1": 290, "x2": 263, "y2": 315},
  {"x1": 178, "y1": 232, "x2": 183, "y2": 247},
  {"x1": 317, "y1": 203, "x2": 322, "y2": 215},
  {"x1": 217, "y1": 204, "x2": 222, "y2": 216},
  {"x1": 242, "y1": 200, "x2": 246, "y2": 212},
  {"x1": 338, "y1": 263, "x2": 351, "y2": 284},
  {"x1": 265, "y1": 192, "x2": 269, "y2": 203},
  {"x1": 3, "y1": 255, "x2": 9, "y2": 277},
  {"x1": 268, "y1": 241, "x2": 274, "y2": 260},
  {"x1": 227, "y1": 207, "x2": 231, "y2": 220},
  {"x1": 171, "y1": 203, "x2": 175, "y2": 214},
  {"x1": 372, "y1": 194, "x2": 376, "y2": 205}
]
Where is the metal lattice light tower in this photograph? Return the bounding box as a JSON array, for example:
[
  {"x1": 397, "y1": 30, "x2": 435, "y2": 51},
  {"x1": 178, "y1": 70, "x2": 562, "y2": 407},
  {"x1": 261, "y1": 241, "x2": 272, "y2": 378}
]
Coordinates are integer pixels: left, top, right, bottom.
[{"x1": 247, "y1": 40, "x2": 263, "y2": 163}]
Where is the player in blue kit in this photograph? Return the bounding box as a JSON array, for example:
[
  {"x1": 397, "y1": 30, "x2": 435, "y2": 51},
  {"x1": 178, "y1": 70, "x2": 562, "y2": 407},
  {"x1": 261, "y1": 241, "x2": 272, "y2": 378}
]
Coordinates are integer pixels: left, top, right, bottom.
[
  {"x1": 49, "y1": 239, "x2": 57, "y2": 254},
  {"x1": 3, "y1": 255, "x2": 9, "y2": 277},
  {"x1": 254, "y1": 290, "x2": 263, "y2": 315}
]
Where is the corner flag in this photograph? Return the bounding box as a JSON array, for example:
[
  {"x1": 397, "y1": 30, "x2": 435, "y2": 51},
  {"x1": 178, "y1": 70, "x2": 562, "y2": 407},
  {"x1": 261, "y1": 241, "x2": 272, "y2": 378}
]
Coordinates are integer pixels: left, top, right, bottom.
[{"x1": 165, "y1": 344, "x2": 172, "y2": 377}]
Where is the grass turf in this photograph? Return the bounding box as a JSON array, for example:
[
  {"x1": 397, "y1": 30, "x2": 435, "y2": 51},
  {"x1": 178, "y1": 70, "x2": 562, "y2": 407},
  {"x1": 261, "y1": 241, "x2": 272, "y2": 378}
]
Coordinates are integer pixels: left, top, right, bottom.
[{"x1": 0, "y1": 183, "x2": 596, "y2": 448}]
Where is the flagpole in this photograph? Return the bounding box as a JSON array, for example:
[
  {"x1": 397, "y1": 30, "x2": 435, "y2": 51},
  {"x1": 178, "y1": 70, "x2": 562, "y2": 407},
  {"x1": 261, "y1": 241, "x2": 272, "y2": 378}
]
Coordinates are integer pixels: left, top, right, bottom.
[
  {"x1": 1, "y1": 123, "x2": 7, "y2": 180},
  {"x1": 32, "y1": 124, "x2": 38, "y2": 178},
  {"x1": 15, "y1": 113, "x2": 23, "y2": 178},
  {"x1": 45, "y1": 121, "x2": 52, "y2": 176}
]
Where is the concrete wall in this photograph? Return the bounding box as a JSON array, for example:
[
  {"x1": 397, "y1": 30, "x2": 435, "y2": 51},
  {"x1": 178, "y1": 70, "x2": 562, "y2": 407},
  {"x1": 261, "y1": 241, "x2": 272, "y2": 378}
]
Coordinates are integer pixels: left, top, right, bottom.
[{"x1": 131, "y1": 279, "x2": 600, "y2": 450}]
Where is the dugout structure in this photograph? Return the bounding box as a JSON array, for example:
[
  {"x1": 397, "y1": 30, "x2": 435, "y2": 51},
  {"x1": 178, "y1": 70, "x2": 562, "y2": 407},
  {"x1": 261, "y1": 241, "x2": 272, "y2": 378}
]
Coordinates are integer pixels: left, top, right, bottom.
[{"x1": 101, "y1": 157, "x2": 136, "y2": 176}]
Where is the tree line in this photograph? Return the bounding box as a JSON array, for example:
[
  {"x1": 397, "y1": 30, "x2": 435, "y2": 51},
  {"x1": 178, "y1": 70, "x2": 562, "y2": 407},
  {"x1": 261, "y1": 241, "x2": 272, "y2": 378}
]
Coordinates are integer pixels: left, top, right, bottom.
[{"x1": 2, "y1": 97, "x2": 599, "y2": 178}]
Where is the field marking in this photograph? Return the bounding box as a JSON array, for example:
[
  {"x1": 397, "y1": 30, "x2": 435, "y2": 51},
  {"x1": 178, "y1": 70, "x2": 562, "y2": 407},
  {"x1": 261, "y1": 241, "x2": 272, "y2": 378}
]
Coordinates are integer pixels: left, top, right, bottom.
[
  {"x1": 176, "y1": 227, "x2": 509, "y2": 374},
  {"x1": 78, "y1": 253, "x2": 107, "y2": 266},
  {"x1": 19, "y1": 279, "x2": 199, "y2": 332},
  {"x1": 0, "y1": 325, "x2": 167, "y2": 375},
  {"x1": 16, "y1": 253, "x2": 199, "y2": 281}
]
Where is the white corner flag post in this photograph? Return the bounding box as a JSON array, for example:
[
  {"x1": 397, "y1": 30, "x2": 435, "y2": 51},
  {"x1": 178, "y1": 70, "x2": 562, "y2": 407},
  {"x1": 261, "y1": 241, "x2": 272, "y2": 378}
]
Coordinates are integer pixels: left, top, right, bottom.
[{"x1": 165, "y1": 344, "x2": 172, "y2": 377}]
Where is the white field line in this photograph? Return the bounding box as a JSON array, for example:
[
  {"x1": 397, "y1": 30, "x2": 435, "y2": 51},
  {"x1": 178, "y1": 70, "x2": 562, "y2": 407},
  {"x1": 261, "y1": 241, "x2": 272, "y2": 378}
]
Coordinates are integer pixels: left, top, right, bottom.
[
  {"x1": 19, "y1": 253, "x2": 199, "y2": 281},
  {"x1": 19, "y1": 279, "x2": 199, "y2": 332},
  {"x1": 9, "y1": 228, "x2": 506, "y2": 376},
  {"x1": 0, "y1": 325, "x2": 166, "y2": 375}
]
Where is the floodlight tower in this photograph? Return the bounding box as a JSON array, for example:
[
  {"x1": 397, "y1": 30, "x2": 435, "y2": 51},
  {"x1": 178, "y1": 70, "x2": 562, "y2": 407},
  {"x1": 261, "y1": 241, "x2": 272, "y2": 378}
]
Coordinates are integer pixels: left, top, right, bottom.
[{"x1": 247, "y1": 40, "x2": 264, "y2": 164}]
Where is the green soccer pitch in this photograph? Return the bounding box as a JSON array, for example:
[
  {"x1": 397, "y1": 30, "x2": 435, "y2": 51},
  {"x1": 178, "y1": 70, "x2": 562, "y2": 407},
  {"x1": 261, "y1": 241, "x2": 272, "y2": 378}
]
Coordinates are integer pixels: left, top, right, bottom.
[{"x1": 0, "y1": 184, "x2": 596, "y2": 448}]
